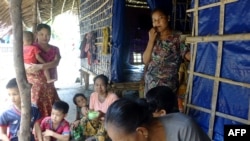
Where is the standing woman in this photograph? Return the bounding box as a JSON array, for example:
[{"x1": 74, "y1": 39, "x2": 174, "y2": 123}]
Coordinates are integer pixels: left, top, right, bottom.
[
  {"x1": 26, "y1": 23, "x2": 60, "y2": 119},
  {"x1": 143, "y1": 8, "x2": 190, "y2": 95}
]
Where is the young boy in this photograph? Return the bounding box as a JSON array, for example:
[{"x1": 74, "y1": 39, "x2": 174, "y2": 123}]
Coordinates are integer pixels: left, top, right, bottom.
[
  {"x1": 23, "y1": 31, "x2": 56, "y2": 83},
  {"x1": 0, "y1": 78, "x2": 42, "y2": 141},
  {"x1": 40, "y1": 100, "x2": 70, "y2": 141},
  {"x1": 145, "y1": 86, "x2": 211, "y2": 141}
]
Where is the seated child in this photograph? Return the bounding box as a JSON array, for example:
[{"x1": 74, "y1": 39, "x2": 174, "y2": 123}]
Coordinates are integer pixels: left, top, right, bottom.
[
  {"x1": 0, "y1": 78, "x2": 42, "y2": 141},
  {"x1": 40, "y1": 100, "x2": 70, "y2": 141},
  {"x1": 72, "y1": 93, "x2": 88, "y2": 128},
  {"x1": 23, "y1": 31, "x2": 56, "y2": 83},
  {"x1": 145, "y1": 86, "x2": 211, "y2": 141},
  {"x1": 71, "y1": 93, "x2": 88, "y2": 140},
  {"x1": 146, "y1": 86, "x2": 178, "y2": 117}
]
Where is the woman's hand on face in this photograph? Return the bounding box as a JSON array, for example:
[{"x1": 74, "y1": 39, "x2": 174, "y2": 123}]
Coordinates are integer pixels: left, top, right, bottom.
[{"x1": 148, "y1": 27, "x2": 158, "y2": 43}]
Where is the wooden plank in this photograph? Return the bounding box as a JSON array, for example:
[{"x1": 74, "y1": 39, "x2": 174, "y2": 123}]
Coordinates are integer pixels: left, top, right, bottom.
[{"x1": 186, "y1": 33, "x2": 250, "y2": 43}]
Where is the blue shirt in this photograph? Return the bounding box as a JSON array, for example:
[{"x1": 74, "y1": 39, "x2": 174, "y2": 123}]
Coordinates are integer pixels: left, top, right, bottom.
[{"x1": 0, "y1": 104, "x2": 41, "y2": 141}]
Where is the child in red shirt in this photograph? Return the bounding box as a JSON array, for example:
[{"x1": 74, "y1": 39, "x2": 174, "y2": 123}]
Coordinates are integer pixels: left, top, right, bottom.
[
  {"x1": 23, "y1": 31, "x2": 56, "y2": 83},
  {"x1": 40, "y1": 101, "x2": 70, "y2": 141}
]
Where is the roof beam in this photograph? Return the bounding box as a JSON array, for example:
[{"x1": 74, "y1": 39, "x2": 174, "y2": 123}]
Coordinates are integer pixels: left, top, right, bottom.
[
  {"x1": 61, "y1": 0, "x2": 66, "y2": 14},
  {"x1": 37, "y1": 1, "x2": 42, "y2": 23},
  {"x1": 51, "y1": 0, "x2": 53, "y2": 22},
  {"x1": 32, "y1": 0, "x2": 38, "y2": 33},
  {"x1": 4, "y1": 0, "x2": 9, "y2": 4},
  {"x1": 71, "y1": 0, "x2": 75, "y2": 12}
]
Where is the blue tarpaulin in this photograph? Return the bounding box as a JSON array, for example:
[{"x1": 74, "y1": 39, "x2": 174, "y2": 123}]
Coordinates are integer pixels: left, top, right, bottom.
[
  {"x1": 189, "y1": 0, "x2": 250, "y2": 140},
  {"x1": 111, "y1": 0, "x2": 125, "y2": 82}
]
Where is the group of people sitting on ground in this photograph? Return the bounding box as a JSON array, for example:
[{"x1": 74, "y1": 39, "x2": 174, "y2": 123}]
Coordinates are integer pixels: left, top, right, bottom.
[
  {"x1": 0, "y1": 74, "x2": 211, "y2": 141},
  {"x1": 0, "y1": 78, "x2": 71, "y2": 141}
]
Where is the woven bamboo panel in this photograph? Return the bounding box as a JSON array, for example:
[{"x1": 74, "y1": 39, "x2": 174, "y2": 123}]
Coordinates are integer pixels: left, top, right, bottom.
[{"x1": 79, "y1": 0, "x2": 113, "y2": 77}]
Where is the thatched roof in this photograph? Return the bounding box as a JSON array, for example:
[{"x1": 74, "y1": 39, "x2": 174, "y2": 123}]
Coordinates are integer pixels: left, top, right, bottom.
[{"x1": 0, "y1": 0, "x2": 79, "y2": 37}]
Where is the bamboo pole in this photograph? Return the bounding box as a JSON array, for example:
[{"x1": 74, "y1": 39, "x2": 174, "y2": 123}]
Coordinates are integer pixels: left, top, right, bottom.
[
  {"x1": 186, "y1": 0, "x2": 238, "y2": 13},
  {"x1": 248, "y1": 97, "x2": 250, "y2": 121},
  {"x1": 37, "y1": 1, "x2": 42, "y2": 23},
  {"x1": 188, "y1": 71, "x2": 250, "y2": 88},
  {"x1": 79, "y1": 0, "x2": 92, "y2": 7},
  {"x1": 32, "y1": 0, "x2": 38, "y2": 33},
  {"x1": 61, "y1": 0, "x2": 66, "y2": 14},
  {"x1": 71, "y1": 0, "x2": 75, "y2": 12},
  {"x1": 208, "y1": 0, "x2": 226, "y2": 137},
  {"x1": 186, "y1": 104, "x2": 250, "y2": 125},
  {"x1": 51, "y1": 0, "x2": 53, "y2": 22},
  {"x1": 186, "y1": 33, "x2": 250, "y2": 43},
  {"x1": 185, "y1": 0, "x2": 199, "y2": 114},
  {"x1": 9, "y1": 0, "x2": 32, "y2": 141}
]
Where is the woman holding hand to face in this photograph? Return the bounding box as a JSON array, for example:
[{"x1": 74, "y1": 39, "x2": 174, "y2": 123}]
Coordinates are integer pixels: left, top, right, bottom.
[{"x1": 143, "y1": 8, "x2": 190, "y2": 95}]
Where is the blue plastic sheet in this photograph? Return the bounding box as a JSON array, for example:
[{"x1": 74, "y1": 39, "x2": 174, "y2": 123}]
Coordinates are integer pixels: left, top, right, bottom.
[
  {"x1": 111, "y1": 0, "x2": 125, "y2": 82},
  {"x1": 189, "y1": 0, "x2": 250, "y2": 140}
]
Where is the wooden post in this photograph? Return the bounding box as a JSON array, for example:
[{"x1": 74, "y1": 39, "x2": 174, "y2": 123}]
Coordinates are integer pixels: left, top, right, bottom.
[
  {"x1": 83, "y1": 71, "x2": 89, "y2": 90},
  {"x1": 9, "y1": 0, "x2": 32, "y2": 141}
]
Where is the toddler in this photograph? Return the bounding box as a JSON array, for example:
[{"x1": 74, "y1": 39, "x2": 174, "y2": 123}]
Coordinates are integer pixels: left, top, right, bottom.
[{"x1": 23, "y1": 31, "x2": 56, "y2": 83}]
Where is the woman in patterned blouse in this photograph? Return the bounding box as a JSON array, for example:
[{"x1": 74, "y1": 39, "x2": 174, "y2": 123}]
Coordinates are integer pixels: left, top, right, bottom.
[{"x1": 143, "y1": 8, "x2": 190, "y2": 95}]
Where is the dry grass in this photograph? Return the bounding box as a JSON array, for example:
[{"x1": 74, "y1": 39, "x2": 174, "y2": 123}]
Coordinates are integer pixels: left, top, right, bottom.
[{"x1": 0, "y1": 0, "x2": 79, "y2": 38}]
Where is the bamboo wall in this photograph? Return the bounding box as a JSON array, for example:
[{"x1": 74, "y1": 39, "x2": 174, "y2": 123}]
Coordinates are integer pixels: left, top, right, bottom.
[
  {"x1": 184, "y1": 0, "x2": 250, "y2": 140},
  {"x1": 79, "y1": 0, "x2": 113, "y2": 77}
]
